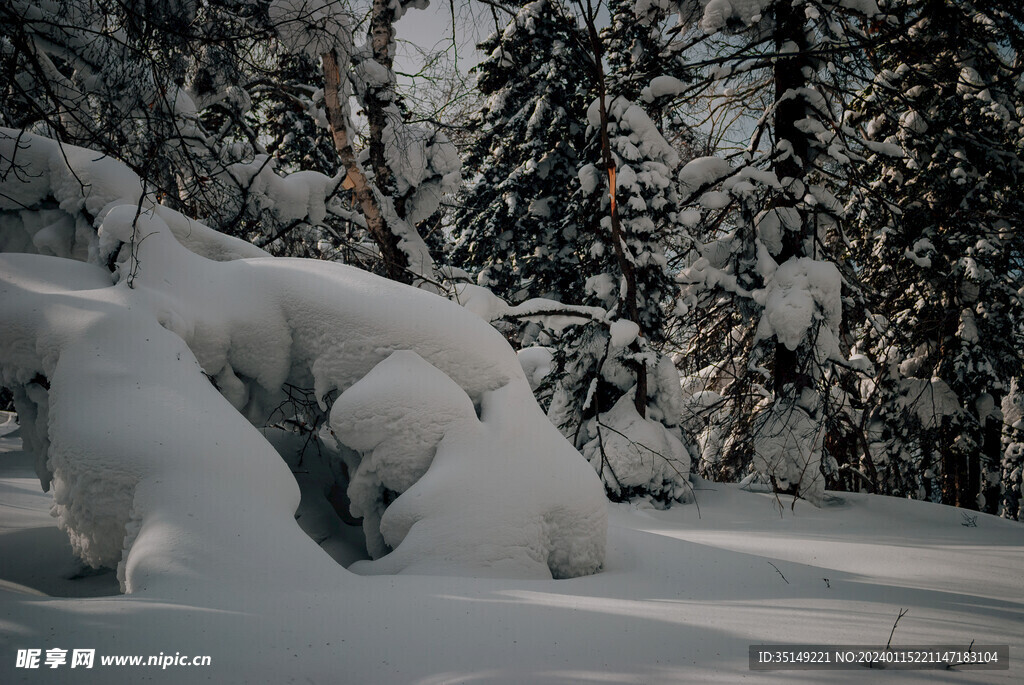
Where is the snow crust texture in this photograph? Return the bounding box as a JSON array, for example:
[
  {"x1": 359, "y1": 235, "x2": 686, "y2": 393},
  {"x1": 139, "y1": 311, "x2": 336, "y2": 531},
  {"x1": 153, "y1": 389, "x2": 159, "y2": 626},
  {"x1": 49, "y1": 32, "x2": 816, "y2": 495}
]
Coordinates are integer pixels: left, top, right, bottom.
[{"x1": 0, "y1": 131, "x2": 608, "y2": 593}]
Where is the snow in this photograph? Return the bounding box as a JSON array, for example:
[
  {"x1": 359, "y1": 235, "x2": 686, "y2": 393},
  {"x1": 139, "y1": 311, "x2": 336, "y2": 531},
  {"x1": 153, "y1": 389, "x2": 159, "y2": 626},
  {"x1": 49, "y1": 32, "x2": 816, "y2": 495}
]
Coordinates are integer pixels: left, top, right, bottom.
[
  {"x1": 588, "y1": 97, "x2": 680, "y2": 168},
  {"x1": 329, "y1": 349, "x2": 606, "y2": 578},
  {"x1": 517, "y1": 346, "x2": 554, "y2": 392},
  {"x1": 839, "y1": 0, "x2": 880, "y2": 13},
  {"x1": 752, "y1": 402, "x2": 826, "y2": 505},
  {"x1": 0, "y1": 130, "x2": 142, "y2": 224},
  {"x1": 754, "y1": 257, "x2": 843, "y2": 355},
  {"x1": 678, "y1": 155, "x2": 732, "y2": 194},
  {"x1": 578, "y1": 163, "x2": 600, "y2": 194},
  {"x1": 3, "y1": 420, "x2": 1021, "y2": 682},
  {"x1": 0, "y1": 143, "x2": 609, "y2": 590},
  {"x1": 896, "y1": 378, "x2": 962, "y2": 429},
  {"x1": 348, "y1": 379, "x2": 606, "y2": 579},
  {"x1": 581, "y1": 392, "x2": 693, "y2": 503},
  {"x1": 608, "y1": 319, "x2": 641, "y2": 349},
  {"x1": 454, "y1": 282, "x2": 511, "y2": 321},
  {"x1": 641, "y1": 75, "x2": 686, "y2": 102},
  {"x1": 228, "y1": 157, "x2": 336, "y2": 227},
  {"x1": 0, "y1": 129, "x2": 269, "y2": 263},
  {"x1": 697, "y1": 0, "x2": 771, "y2": 34},
  {"x1": 329, "y1": 350, "x2": 477, "y2": 557},
  {"x1": 754, "y1": 208, "x2": 784, "y2": 254},
  {"x1": 382, "y1": 123, "x2": 461, "y2": 224},
  {"x1": 698, "y1": 190, "x2": 730, "y2": 209}
]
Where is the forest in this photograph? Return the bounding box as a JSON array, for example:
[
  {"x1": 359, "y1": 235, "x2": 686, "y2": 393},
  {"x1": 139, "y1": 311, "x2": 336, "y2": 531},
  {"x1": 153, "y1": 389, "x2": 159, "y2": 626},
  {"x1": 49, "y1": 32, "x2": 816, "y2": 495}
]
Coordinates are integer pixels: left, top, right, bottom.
[
  {"x1": 0, "y1": 0, "x2": 1022, "y2": 682},
  {"x1": 5, "y1": 0, "x2": 1021, "y2": 515}
]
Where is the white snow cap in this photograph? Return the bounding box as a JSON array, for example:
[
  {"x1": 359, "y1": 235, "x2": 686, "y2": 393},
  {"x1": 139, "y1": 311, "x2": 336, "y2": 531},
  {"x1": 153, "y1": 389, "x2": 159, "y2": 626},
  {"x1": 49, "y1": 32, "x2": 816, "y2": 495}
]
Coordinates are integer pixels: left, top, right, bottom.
[
  {"x1": 679, "y1": 156, "x2": 732, "y2": 194},
  {"x1": 697, "y1": 0, "x2": 771, "y2": 34},
  {"x1": 754, "y1": 257, "x2": 843, "y2": 357},
  {"x1": 609, "y1": 319, "x2": 641, "y2": 349},
  {"x1": 642, "y1": 75, "x2": 686, "y2": 102}
]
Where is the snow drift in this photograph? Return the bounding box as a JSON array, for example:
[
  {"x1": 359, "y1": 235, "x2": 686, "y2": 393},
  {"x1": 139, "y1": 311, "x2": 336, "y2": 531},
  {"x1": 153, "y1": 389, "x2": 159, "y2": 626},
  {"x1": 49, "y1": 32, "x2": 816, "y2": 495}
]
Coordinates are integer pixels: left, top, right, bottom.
[{"x1": 0, "y1": 130, "x2": 607, "y2": 594}]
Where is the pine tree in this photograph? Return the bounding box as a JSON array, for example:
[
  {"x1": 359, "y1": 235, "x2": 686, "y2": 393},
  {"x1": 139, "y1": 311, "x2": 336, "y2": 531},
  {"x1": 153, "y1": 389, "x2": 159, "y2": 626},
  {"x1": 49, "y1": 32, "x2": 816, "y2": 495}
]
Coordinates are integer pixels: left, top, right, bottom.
[
  {"x1": 452, "y1": 0, "x2": 590, "y2": 302},
  {"x1": 672, "y1": 0, "x2": 882, "y2": 503},
  {"x1": 538, "y1": 0, "x2": 695, "y2": 503},
  {"x1": 452, "y1": 0, "x2": 695, "y2": 502},
  {"x1": 849, "y1": 0, "x2": 1024, "y2": 512}
]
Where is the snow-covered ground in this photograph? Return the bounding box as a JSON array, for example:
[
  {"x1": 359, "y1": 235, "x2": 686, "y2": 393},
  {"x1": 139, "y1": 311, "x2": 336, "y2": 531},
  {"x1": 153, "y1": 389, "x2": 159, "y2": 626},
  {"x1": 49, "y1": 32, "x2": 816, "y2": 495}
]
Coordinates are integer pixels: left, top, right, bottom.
[{"x1": 2, "y1": 413, "x2": 1021, "y2": 684}]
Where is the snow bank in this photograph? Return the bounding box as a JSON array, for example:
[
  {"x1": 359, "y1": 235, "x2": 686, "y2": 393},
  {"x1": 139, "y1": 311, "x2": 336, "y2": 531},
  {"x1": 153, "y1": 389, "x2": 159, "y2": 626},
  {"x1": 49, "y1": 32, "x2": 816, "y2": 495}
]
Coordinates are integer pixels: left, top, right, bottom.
[
  {"x1": 0, "y1": 133, "x2": 608, "y2": 592},
  {"x1": 347, "y1": 379, "x2": 606, "y2": 578},
  {"x1": 330, "y1": 350, "x2": 478, "y2": 559}
]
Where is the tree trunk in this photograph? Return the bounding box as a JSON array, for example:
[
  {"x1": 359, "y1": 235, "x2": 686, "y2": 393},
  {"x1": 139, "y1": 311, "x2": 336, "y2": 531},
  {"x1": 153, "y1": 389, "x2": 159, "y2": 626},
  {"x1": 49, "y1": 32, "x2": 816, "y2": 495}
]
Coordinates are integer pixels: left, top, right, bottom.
[
  {"x1": 770, "y1": 0, "x2": 813, "y2": 398},
  {"x1": 321, "y1": 50, "x2": 411, "y2": 283},
  {"x1": 365, "y1": 0, "x2": 402, "y2": 216},
  {"x1": 581, "y1": 0, "x2": 647, "y2": 417}
]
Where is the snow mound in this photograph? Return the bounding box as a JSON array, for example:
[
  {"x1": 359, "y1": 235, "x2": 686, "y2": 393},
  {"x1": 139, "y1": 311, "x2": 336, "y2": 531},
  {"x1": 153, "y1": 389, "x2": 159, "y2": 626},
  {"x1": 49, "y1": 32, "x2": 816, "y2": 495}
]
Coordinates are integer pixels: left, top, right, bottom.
[
  {"x1": 330, "y1": 350, "x2": 478, "y2": 559},
  {"x1": 348, "y1": 377, "x2": 607, "y2": 579},
  {"x1": 0, "y1": 133, "x2": 608, "y2": 592}
]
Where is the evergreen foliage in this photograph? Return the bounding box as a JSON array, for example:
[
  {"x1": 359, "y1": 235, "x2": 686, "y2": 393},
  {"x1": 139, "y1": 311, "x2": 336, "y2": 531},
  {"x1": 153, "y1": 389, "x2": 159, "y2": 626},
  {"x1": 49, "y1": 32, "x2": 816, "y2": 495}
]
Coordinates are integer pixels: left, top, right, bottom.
[
  {"x1": 452, "y1": 0, "x2": 590, "y2": 302},
  {"x1": 849, "y1": 0, "x2": 1024, "y2": 512}
]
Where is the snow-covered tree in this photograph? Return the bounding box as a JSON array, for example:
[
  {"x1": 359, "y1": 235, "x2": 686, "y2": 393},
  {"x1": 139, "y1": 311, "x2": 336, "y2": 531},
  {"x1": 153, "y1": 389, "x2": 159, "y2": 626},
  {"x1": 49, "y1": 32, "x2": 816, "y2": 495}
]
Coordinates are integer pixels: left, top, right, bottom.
[
  {"x1": 452, "y1": 0, "x2": 695, "y2": 503},
  {"x1": 341, "y1": 0, "x2": 462, "y2": 283},
  {"x1": 848, "y1": 0, "x2": 1024, "y2": 512},
  {"x1": 535, "y1": 0, "x2": 695, "y2": 504},
  {"x1": 672, "y1": 0, "x2": 882, "y2": 503},
  {"x1": 1000, "y1": 379, "x2": 1024, "y2": 519},
  {"x1": 0, "y1": 0, "x2": 457, "y2": 284},
  {"x1": 452, "y1": 0, "x2": 590, "y2": 302}
]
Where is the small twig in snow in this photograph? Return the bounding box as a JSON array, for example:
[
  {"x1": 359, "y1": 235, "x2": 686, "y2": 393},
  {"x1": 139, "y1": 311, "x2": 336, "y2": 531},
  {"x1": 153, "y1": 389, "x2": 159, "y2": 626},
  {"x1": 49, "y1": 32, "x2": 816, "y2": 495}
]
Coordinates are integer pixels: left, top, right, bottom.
[
  {"x1": 767, "y1": 561, "x2": 789, "y2": 584},
  {"x1": 886, "y1": 608, "x2": 908, "y2": 649}
]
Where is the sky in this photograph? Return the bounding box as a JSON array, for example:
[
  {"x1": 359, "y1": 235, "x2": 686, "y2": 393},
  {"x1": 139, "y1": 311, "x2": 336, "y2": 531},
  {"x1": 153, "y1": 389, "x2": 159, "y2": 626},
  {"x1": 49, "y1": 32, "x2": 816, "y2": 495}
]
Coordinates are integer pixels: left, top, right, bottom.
[{"x1": 396, "y1": 0, "x2": 495, "y2": 75}]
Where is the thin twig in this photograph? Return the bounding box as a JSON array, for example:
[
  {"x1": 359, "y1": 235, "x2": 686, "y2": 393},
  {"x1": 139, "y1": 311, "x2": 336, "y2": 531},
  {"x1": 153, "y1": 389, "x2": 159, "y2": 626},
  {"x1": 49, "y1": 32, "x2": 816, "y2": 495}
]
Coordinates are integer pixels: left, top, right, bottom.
[
  {"x1": 767, "y1": 561, "x2": 789, "y2": 584},
  {"x1": 886, "y1": 608, "x2": 908, "y2": 649}
]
